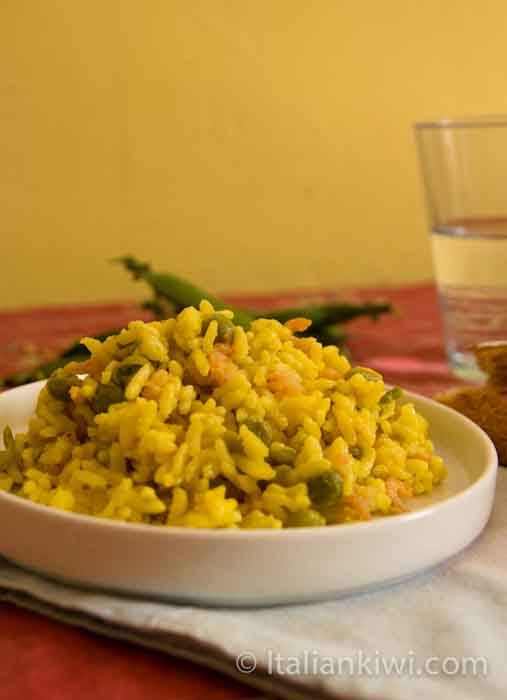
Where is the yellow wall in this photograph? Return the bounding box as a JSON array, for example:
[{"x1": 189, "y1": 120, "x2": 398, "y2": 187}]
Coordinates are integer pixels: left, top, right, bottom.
[{"x1": 1, "y1": 1, "x2": 507, "y2": 308}]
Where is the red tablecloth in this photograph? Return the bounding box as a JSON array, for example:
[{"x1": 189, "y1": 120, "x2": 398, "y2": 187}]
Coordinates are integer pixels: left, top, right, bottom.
[{"x1": 0, "y1": 284, "x2": 465, "y2": 700}]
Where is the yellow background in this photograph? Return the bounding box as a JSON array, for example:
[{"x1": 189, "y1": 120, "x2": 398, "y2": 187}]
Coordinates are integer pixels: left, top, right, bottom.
[{"x1": 1, "y1": 1, "x2": 506, "y2": 308}]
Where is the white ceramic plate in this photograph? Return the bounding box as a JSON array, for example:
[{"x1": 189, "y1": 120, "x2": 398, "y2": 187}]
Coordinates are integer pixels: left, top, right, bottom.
[{"x1": 0, "y1": 380, "x2": 498, "y2": 606}]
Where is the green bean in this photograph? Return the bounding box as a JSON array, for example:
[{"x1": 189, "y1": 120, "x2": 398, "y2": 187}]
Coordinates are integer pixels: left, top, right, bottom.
[
  {"x1": 262, "y1": 301, "x2": 392, "y2": 327},
  {"x1": 269, "y1": 442, "x2": 297, "y2": 465},
  {"x1": 91, "y1": 384, "x2": 124, "y2": 414},
  {"x1": 308, "y1": 470, "x2": 343, "y2": 507},
  {"x1": 114, "y1": 257, "x2": 255, "y2": 328},
  {"x1": 286, "y1": 509, "x2": 326, "y2": 527},
  {"x1": 0, "y1": 259, "x2": 393, "y2": 389},
  {"x1": 314, "y1": 325, "x2": 348, "y2": 348},
  {"x1": 115, "y1": 257, "x2": 392, "y2": 333}
]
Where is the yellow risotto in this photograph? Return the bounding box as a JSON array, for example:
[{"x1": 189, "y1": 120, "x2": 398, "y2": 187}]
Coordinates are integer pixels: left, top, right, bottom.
[{"x1": 0, "y1": 301, "x2": 447, "y2": 529}]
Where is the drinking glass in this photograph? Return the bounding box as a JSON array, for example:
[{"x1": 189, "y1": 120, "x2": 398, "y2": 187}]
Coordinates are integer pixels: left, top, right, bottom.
[{"x1": 415, "y1": 116, "x2": 507, "y2": 381}]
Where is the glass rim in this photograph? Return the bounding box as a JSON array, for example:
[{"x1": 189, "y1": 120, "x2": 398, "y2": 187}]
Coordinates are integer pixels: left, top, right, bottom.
[{"x1": 415, "y1": 114, "x2": 507, "y2": 130}]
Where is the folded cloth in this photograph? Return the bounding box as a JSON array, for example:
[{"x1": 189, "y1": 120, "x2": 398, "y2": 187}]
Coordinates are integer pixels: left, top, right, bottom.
[{"x1": 1, "y1": 472, "x2": 506, "y2": 700}]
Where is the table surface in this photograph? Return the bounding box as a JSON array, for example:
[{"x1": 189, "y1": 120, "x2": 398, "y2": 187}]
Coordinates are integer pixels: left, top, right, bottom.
[{"x1": 0, "y1": 284, "x2": 466, "y2": 700}]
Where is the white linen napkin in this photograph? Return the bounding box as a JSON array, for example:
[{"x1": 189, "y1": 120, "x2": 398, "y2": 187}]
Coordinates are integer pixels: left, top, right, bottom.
[{"x1": 1, "y1": 471, "x2": 506, "y2": 700}]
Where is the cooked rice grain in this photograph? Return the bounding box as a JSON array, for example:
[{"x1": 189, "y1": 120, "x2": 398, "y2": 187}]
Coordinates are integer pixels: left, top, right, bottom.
[{"x1": 0, "y1": 303, "x2": 447, "y2": 528}]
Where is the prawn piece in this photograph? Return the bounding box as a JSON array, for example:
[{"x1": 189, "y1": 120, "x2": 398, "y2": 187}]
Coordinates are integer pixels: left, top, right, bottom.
[
  {"x1": 209, "y1": 348, "x2": 237, "y2": 386},
  {"x1": 267, "y1": 366, "x2": 303, "y2": 396},
  {"x1": 333, "y1": 451, "x2": 351, "y2": 476},
  {"x1": 293, "y1": 337, "x2": 314, "y2": 355},
  {"x1": 285, "y1": 317, "x2": 312, "y2": 333},
  {"x1": 386, "y1": 478, "x2": 412, "y2": 512},
  {"x1": 345, "y1": 494, "x2": 372, "y2": 521},
  {"x1": 213, "y1": 342, "x2": 232, "y2": 356}
]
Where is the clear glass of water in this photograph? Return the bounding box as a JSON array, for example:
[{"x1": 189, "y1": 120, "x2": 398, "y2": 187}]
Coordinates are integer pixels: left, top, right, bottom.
[{"x1": 415, "y1": 116, "x2": 507, "y2": 381}]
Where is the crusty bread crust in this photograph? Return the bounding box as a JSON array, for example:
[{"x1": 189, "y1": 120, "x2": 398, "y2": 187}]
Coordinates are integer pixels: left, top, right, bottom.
[{"x1": 437, "y1": 386, "x2": 506, "y2": 464}]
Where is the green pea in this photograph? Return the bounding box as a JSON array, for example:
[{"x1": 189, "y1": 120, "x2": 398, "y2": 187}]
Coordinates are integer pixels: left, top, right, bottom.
[
  {"x1": 91, "y1": 384, "x2": 124, "y2": 414},
  {"x1": 47, "y1": 375, "x2": 81, "y2": 401},
  {"x1": 286, "y1": 509, "x2": 326, "y2": 528},
  {"x1": 115, "y1": 363, "x2": 143, "y2": 388},
  {"x1": 273, "y1": 465, "x2": 293, "y2": 486},
  {"x1": 349, "y1": 445, "x2": 362, "y2": 459},
  {"x1": 308, "y1": 470, "x2": 343, "y2": 507},
  {"x1": 344, "y1": 367, "x2": 382, "y2": 382},
  {"x1": 1, "y1": 424, "x2": 23, "y2": 468},
  {"x1": 269, "y1": 442, "x2": 297, "y2": 465},
  {"x1": 203, "y1": 313, "x2": 235, "y2": 343},
  {"x1": 242, "y1": 418, "x2": 273, "y2": 446},
  {"x1": 380, "y1": 387, "x2": 403, "y2": 404},
  {"x1": 2, "y1": 425, "x2": 14, "y2": 451}
]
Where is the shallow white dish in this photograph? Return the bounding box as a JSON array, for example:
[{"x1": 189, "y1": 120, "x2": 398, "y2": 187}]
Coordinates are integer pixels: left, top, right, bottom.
[{"x1": 0, "y1": 380, "x2": 498, "y2": 607}]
